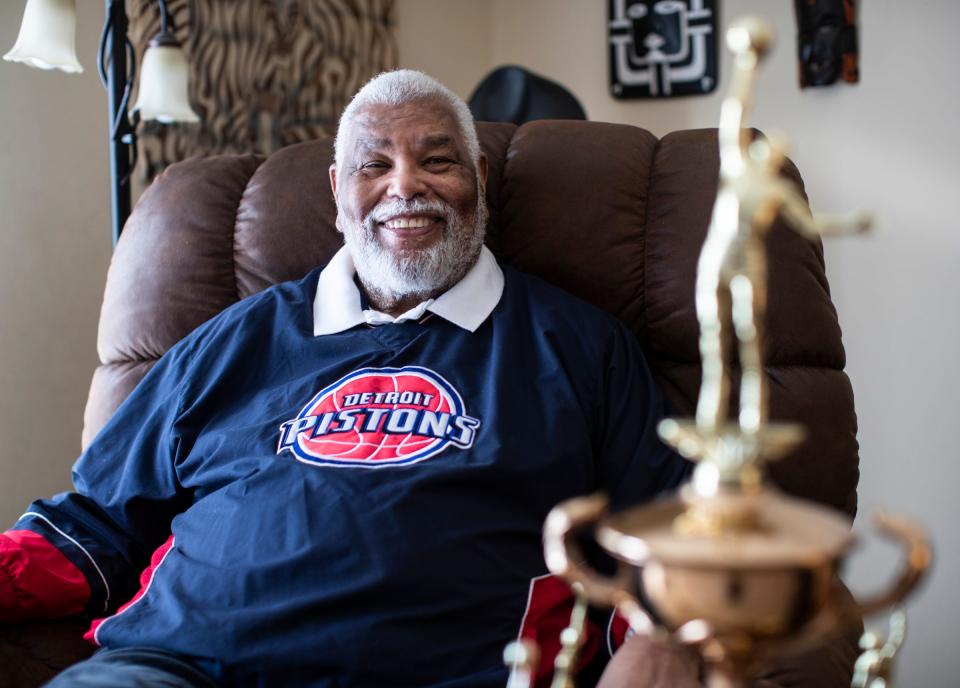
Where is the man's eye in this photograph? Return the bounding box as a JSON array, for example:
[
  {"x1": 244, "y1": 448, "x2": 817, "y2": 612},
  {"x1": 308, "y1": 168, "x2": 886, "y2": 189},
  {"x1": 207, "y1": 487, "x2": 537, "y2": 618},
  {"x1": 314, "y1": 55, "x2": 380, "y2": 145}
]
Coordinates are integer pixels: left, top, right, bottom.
[
  {"x1": 360, "y1": 161, "x2": 389, "y2": 170},
  {"x1": 424, "y1": 157, "x2": 454, "y2": 168}
]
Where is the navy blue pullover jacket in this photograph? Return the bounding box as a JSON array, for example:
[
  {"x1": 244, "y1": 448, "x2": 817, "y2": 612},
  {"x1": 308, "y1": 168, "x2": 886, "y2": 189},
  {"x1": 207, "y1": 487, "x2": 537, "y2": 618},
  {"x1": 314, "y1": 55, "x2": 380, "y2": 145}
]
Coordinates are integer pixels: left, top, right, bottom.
[{"x1": 0, "y1": 264, "x2": 689, "y2": 686}]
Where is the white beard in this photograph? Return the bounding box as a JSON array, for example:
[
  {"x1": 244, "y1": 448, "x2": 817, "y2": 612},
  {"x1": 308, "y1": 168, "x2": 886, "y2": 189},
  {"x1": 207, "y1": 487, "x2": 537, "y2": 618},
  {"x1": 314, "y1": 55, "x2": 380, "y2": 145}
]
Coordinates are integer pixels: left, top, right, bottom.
[{"x1": 340, "y1": 194, "x2": 488, "y2": 305}]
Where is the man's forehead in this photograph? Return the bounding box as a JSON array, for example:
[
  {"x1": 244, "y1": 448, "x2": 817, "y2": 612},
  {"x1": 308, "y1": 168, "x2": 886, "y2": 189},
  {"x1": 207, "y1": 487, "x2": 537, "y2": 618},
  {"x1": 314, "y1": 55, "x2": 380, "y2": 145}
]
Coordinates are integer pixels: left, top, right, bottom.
[
  {"x1": 344, "y1": 101, "x2": 465, "y2": 152},
  {"x1": 354, "y1": 133, "x2": 456, "y2": 151}
]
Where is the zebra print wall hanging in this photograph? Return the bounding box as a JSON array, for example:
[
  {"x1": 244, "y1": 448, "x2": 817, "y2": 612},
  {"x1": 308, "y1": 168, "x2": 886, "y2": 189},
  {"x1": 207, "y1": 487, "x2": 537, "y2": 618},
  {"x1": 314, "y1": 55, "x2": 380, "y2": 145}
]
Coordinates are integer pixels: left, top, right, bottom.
[{"x1": 129, "y1": 0, "x2": 397, "y2": 185}]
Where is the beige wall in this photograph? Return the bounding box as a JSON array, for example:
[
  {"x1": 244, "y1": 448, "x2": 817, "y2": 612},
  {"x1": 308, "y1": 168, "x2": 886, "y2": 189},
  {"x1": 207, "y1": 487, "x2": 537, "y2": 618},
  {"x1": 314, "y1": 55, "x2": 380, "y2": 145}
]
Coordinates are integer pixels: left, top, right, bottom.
[
  {"x1": 395, "y1": 0, "x2": 492, "y2": 100},
  {"x1": 0, "y1": 5, "x2": 111, "y2": 525},
  {"x1": 396, "y1": 1, "x2": 960, "y2": 685}
]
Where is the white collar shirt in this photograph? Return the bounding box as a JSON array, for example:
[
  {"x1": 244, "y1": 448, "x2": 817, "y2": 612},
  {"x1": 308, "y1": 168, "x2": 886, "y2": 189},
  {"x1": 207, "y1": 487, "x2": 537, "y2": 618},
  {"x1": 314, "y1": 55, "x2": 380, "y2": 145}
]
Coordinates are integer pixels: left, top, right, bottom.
[{"x1": 313, "y1": 245, "x2": 505, "y2": 336}]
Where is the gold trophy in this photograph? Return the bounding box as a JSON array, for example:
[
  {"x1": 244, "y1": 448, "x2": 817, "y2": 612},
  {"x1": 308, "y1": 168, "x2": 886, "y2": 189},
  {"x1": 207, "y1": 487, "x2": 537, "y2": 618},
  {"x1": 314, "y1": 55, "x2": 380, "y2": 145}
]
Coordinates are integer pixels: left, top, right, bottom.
[{"x1": 532, "y1": 16, "x2": 932, "y2": 688}]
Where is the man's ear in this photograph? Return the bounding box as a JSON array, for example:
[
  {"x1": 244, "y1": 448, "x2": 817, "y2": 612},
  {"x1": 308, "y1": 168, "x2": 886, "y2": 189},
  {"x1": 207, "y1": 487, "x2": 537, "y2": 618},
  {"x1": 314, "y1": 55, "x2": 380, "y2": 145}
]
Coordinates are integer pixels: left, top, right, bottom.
[
  {"x1": 329, "y1": 163, "x2": 339, "y2": 200},
  {"x1": 328, "y1": 163, "x2": 343, "y2": 232},
  {"x1": 477, "y1": 152, "x2": 489, "y2": 195}
]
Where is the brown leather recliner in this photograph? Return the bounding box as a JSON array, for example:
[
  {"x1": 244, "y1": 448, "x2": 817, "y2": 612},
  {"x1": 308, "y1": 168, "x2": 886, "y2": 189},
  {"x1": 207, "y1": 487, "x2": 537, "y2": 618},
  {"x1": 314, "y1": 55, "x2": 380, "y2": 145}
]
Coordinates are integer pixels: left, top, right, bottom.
[{"x1": 1, "y1": 121, "x2": 860, "y2": 686}]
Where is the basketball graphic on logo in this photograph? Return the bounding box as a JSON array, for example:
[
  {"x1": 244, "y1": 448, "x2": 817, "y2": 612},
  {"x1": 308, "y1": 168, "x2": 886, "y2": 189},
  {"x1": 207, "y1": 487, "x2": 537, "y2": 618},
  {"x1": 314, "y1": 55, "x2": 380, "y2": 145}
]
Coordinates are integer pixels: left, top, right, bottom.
[
  {"x1": 304, "y1": 371, "x2": 452, "y2": 460},
  {"x1": 277, "y1": 366, "x2": 480, "y2": 468}
]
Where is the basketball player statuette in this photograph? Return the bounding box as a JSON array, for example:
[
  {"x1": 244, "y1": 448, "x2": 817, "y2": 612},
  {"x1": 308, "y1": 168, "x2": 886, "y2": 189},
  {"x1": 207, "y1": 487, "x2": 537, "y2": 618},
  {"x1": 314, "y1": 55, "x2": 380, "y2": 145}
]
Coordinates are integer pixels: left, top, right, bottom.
[{"x1": 504, "y1": 15, "x2": 933, "y2": 688}]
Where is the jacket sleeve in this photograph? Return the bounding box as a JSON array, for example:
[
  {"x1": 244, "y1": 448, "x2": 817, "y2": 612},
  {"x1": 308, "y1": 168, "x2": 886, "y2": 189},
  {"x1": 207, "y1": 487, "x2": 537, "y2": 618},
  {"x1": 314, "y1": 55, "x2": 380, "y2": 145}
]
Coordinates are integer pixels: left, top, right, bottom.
[
  {"x1": 593, "y1": 321, "x2": 692, "y2": 510},
  {"x1": 0, "y1": 338, "x2": 199, "y2": 623}
]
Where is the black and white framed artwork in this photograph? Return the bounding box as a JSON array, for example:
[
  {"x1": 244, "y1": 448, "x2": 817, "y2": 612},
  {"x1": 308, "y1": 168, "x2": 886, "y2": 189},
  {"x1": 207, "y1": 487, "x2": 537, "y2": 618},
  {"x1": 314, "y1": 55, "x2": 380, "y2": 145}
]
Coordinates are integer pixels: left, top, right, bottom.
[{"x1": 608, "y1": 0, "x2": 719, "y2": 99}]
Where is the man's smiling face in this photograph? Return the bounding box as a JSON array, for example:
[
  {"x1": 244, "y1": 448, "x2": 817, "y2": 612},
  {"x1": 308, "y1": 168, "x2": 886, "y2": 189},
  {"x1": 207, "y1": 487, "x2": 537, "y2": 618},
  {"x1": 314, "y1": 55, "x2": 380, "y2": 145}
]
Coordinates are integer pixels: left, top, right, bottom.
[{"x1": 330, "y1": 98, "x2": 489, "y2": 308}]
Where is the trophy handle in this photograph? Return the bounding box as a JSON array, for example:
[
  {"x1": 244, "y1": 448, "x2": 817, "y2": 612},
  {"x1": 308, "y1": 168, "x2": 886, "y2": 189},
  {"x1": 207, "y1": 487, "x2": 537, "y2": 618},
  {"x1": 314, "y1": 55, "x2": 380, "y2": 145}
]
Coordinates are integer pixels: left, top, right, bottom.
[
  {"x1": 852, "y1": 513, "x2": 932, "y2": 618},
  {"x1": 765, "y1": 518, "x2": 929, "y2": 682},
  {"x1": 542, "y1": 494, "x2": 639, "y2": 611}
]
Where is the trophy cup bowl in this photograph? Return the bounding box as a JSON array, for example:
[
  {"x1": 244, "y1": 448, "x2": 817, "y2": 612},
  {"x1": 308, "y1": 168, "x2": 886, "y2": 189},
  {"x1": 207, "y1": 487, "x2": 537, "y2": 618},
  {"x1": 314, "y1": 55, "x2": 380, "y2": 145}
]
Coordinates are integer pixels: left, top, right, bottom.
[
  {"x1": 599, "y1": 490, "x2": 849, "y2": 635},
  {"x1": 543, "y1": 487, "x2": 931, "y2": 682}
]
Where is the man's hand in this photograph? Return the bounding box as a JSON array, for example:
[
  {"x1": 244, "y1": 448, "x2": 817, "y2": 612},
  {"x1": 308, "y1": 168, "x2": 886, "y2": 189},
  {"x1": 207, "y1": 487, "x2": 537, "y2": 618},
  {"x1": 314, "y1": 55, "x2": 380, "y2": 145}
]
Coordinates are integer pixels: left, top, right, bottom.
[{"x1": 597, "y1": 634, "x2": 701, "y2": 688}]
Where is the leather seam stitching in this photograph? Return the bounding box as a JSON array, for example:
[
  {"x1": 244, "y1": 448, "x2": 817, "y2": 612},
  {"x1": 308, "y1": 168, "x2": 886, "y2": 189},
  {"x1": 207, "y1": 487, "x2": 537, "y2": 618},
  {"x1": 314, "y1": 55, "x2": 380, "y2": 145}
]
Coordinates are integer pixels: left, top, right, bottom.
[
  {"x1": 495, "y1": 124, "x2": 519, "y2": 259},
  {"x1": 230, "y1": 157, "x2": 260, "y2": 303},
  {"x1": 640, "y1": 134, "x2": 661, "y2": 344}
]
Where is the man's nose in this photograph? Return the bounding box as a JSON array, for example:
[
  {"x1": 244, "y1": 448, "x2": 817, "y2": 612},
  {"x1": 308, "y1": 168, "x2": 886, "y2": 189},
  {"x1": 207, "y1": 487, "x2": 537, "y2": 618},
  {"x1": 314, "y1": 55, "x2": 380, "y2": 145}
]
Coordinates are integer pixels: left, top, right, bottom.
[{"x1": 387, "y1": 162, "x2": 429, "y2": 200}]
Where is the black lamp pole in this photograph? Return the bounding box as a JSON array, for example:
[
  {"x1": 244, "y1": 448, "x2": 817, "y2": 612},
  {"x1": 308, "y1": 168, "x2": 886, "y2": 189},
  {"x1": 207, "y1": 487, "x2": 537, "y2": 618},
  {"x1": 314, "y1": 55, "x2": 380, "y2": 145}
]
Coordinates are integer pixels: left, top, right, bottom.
[
  {"x1": 99, "y1": 0, "x2": 137, "y2": 246},
  {"x1": 97, "y1": 0, "x2": 188, "y2": 245}
]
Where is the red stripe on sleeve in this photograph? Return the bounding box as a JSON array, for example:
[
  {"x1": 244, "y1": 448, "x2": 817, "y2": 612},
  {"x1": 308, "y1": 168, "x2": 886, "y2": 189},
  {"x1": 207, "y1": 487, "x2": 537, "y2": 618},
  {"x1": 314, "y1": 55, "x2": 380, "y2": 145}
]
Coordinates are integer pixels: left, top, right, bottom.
[
  {"x1": 85, "y1": 534, "x2": 175, "y2": 645},
  {"x1": 0, "y1": 530, "x2": 90, "y2": 621}
]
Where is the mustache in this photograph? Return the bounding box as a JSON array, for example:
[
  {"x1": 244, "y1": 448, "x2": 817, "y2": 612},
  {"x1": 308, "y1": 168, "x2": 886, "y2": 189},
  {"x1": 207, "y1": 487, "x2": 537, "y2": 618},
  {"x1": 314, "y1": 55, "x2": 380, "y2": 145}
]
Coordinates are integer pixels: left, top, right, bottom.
[{"x1": 365, "y1": 198, "x2": 454, "y2": 226}]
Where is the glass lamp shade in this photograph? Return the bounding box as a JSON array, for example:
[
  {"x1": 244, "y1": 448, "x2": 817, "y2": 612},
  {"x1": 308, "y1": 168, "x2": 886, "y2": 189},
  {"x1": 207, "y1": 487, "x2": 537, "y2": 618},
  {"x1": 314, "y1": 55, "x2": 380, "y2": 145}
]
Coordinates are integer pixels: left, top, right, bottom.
[
  {"x1": 3, "y1": 0, "x2": 83, "y2": 73},
  {"x1": 132, "y1": 41, "x2": 200, "y2": 124}
]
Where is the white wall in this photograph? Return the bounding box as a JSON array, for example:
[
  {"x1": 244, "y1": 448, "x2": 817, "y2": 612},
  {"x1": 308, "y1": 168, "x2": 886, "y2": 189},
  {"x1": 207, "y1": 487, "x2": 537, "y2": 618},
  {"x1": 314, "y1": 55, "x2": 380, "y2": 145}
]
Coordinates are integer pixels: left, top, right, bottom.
[
  {"x1": 0, "y1": 5, "x2": 111, "y2": 526},
  {"x1": 399, "y1": 0, "x2": 958, "y2": 684}
]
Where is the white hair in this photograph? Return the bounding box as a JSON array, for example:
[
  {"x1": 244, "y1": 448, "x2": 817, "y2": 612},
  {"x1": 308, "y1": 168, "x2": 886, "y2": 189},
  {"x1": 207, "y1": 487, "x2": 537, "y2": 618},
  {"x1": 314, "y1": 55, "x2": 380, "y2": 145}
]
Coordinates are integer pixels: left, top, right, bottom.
[{"x1": 333, "y1": 69, "x2": 481, "y2": 173}]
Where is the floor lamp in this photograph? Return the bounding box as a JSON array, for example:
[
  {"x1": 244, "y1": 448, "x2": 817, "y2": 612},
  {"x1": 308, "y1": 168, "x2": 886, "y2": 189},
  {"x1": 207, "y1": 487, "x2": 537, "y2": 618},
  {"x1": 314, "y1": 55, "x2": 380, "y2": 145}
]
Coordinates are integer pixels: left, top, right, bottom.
[{"x1": 4, "y1": 0, "x2": 200, "y2": 246}]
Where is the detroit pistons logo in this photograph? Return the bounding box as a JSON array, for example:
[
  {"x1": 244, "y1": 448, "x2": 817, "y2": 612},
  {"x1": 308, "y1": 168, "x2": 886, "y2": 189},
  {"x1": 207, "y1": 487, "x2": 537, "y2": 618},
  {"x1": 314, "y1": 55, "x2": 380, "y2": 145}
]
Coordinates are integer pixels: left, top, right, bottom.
[{"x1": 277, "y1": 366, "x2": 481, "y2": 468}]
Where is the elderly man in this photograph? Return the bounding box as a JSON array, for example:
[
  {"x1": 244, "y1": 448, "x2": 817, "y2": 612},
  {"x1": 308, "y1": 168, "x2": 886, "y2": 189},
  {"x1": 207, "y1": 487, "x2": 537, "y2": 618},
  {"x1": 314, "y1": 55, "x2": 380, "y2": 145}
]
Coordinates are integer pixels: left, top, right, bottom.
[{"x1": 0, "y1": 70, "x2": 696, "y2": 686}]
